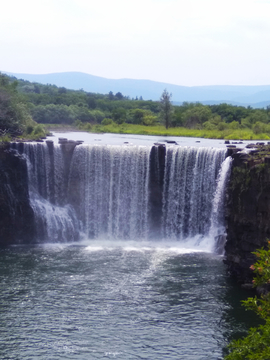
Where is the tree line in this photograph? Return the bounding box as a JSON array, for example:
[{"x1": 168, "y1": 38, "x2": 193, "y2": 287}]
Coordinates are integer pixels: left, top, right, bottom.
[{"x1": 1, "y1": 73, "x2": 270, "y2": 138}]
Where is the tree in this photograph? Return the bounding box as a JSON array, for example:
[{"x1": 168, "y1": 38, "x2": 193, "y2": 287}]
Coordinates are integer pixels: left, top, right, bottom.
[
  {"x1": 225, "y1": 241, "x2": 270, "y2": 360},
  {"x1": 108, "y1": 91, "x2": 114, "y2": 100},
  {"x1": 111, "y1": 107, "x2": 126, "y2": 124},
  {"x1": 127, "y1": 109, "x2": 144, "y2": 124},
  {"x1": 0, "y1": 73, "x2": 35, "y2": 133},
  {"x1": 115, "y1": 92, "x2": 124, "y2": 100},
  {"x1": 160, "y1": 89, "x2": 172, "y2": 129},
  {"x1": 182, "y1": 104, "x2": 212, "y2": 129}
]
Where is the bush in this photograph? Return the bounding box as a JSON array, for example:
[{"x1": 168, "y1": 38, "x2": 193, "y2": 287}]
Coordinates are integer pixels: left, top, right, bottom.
[
  {"x1": 225, "y1": 241, "x2": 270, "y2": 360},
  {"x1": 84, "y1": 123, "x2": 92, "y2": 131},
  {"x1": 26, "y1": 125, "x2": 34, "y2": 134},
  {"x1": 0, "y1": 134, "x2": 11, "y2": 143},
  {"x1": 228, "y1": 121, "x2": 240, "y2": 130},
  {"x1": 33, "y1": 124, "x2": 45, "y2": 136},
  {"x1": 101, "y1": 118, "x2": 113, "y2": 125},
  {"x1": 203, "y1": 121, "x2": 217, "y2": 131},
  {"x1": 74, "y1": 119, "x2": 83, "y2": 129},
  {"x1": 253, "y1": 122, "x2": 266, "y2": 135}
]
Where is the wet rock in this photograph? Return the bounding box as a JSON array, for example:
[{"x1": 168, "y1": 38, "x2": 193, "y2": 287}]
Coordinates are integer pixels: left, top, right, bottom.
[
  {"x1": 265, "y1": 156, "x2": 270, "y2": 164},
  {"x1": 250, "y1": 149, "x2": 260, "y2": 155},
  {"x1": 246, "y1": 143, "x2": 256, "y2": 149},
  {"x1": 241, "y1": 283, "x2": 254, "y2": 290},
  {"x1": 225, "y1": 145, "x2": 270, "y2": 283},
  {"x1": 0, "y1": 145, "x2": 35, "y2": 245},
  {"x1": 226, "y1": 147, "x2": 241, "y2": 157},
  {"x1": 46, "y1": 140, "x2": 54, "y2": 155},
  {"x1": 215, "y1": 234, "x2": 227, "y2": 255},
  {"x1": 154, "y1": 143, "x2": 165, "y2": 146}
]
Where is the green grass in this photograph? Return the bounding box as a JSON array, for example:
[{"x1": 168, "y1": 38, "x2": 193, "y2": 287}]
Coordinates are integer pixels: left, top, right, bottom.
[
  {"x1": 40, "y1": 123, "x2": 270, "y2": 141},
  {"x1": 91, "y1": 123, "x2": 270, "y2": 140},
  {"x1": 43, "y1": 124, "x2": 78, "y2": 131}
]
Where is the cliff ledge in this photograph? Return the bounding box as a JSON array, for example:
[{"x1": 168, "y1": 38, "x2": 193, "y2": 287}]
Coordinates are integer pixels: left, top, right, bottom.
[{"x1": 225, "y1": 144, "x2": 270, "y2": 283}]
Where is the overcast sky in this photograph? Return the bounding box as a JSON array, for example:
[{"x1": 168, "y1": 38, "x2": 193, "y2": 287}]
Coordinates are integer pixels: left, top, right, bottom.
[{"x1": 1, "y1": 0, "x2": 270, "y2": 86}]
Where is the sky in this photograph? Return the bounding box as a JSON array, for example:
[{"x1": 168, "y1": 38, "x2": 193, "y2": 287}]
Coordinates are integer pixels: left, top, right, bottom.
[{"x1": 1, "y1": 0, "x2": 270, "y2": 86}]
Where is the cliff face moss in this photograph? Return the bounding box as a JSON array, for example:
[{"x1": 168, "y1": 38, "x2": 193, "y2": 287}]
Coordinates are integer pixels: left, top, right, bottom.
[
  {"x1": 0, "y1": 144, "x2": 35, "y2": 245},
  {"x1": 225, "y1": 145, "x2": 270, "y2": 283}
]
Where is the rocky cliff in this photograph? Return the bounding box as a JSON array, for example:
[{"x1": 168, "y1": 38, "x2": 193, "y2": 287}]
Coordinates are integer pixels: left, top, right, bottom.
[
  {"x1": 0, "y1": 144, "x2": 35, "y2": 245},
  {"x1": 225, "y1": 144, "x2": 270, "y2": 283}
]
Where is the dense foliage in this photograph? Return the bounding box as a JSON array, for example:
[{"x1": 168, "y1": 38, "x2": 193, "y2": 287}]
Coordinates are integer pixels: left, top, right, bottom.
[
  {"x1": 0, "y1": 73, "x2": 47, "y2": 140},
  {"x1": 2, "y1": 73, "x2": 270, "y2": 139},
  {"x1": 0, "y1": 74, "x2": 34, "y2": 134},
  {"x1": 225, "y1": 242, "x2": 270, "y2": 360}
]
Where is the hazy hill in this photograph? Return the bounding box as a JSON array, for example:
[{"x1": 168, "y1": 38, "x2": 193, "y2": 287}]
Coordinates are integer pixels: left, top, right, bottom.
[{"x1": 4, "y1": 71, "x2": 270, "y2": 108}]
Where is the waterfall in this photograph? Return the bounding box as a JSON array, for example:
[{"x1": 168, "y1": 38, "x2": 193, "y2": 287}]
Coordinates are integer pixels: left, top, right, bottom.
[
  {"x1": 68, "y1": 144, "x2": 151, "y2": 240},
  {"x1": 162, "y1": 146, "x2": 226, "y2": 241},
  {"x1": 15, "y1": 141, "x2": 231, "y2": 251},
  {"x1": 209, "y1": 156, "x2": 232, "y2": 253},
  {"x1": 20, "y1": 143, "x2": 81, "y2": 242}
]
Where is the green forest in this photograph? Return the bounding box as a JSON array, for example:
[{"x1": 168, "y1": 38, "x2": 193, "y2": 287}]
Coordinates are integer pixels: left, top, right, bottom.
[{"x1": 1, "y1": 72, "x2": 270, "y2": 140}]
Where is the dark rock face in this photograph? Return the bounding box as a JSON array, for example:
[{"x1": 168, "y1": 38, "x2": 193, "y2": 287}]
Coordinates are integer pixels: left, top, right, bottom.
[
  {"x1": 148, "y1": 145, "x2": 166, "y2": 237},
  {"x1": 0, "y1": 144, "x2": 35, "y2": 245},
  {"x1": 225, "y1": 145, "x2": 270, "y2": 283}
]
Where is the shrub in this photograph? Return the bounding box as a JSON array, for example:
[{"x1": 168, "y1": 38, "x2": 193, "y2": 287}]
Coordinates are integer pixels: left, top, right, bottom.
[
  {"x1": 101, "y1": 118, "x2": 113, "y2": 125},
  {"x1": 225, "y1": 241, "x2": 270, "y2": 360},
  {"x1": 33, "y1": 124, "x2": 45, "y2": 135},
  {"x1": 26, "y1": 125, "x2": 34, "y2": 134},
  {"x1": 84, "y1": 123, "x2": 92, "y2": 131}
]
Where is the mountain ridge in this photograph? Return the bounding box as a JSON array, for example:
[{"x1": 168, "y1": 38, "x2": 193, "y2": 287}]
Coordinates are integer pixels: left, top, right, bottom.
[{"x1": 3, "y1": 71, "x2": 270, "y2": 108}]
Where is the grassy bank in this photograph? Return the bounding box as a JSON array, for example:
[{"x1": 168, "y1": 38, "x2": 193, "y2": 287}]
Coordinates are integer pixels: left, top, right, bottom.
[{"x1": 49, "y1": 122, "x2": 270, "y2": 140}]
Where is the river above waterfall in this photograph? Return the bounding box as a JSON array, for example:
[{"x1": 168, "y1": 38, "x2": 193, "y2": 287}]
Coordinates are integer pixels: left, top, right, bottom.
[
  {"x1": 47, "y1": 131, "x2": 257, "y2": 148},
  {"x1": 0, "y1": 242, "x2": 256, "y2": 360}
]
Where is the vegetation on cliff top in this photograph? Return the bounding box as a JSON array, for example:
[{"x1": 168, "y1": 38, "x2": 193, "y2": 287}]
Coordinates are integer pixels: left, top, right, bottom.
[
  {"x1": 225, "y1": 242, "x2": 270, "y2": 360},
  {"x1": 1, "y1": 73, "x2": 270, "y2": 140},
  {"x1": 0, "y1": 73, "x2": 47, "y2": 141}
]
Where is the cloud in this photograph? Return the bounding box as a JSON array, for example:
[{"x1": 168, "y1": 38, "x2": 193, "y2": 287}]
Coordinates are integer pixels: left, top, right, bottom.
[{"x1": 1, "y1": 0, "x2": 270, "y2": 85}]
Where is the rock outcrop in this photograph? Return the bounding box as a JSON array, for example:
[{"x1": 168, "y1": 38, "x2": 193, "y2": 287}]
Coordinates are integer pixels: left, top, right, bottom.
[
  {"x1": 0, "y1": 144, "x2": 35, "y2": 245},
  {"x1": 225, "y1": 144, "x2": 270, "y2": 283}
]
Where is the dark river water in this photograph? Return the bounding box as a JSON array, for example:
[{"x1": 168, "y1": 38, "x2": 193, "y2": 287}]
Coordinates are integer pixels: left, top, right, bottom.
[{"x1": 0, "y1": 241, "x2": 255, "y2": 360}]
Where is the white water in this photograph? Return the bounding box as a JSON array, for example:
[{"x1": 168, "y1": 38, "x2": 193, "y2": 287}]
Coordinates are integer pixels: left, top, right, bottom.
[
  {"x1": 162, "y1": 146, "x2": 226, "y2": 241},
  {"x1": 23, "y1": 143, "x2": 80, "y2": 242},
  {"x1": 18, "y1": 141, "x2": 231, "y2": 252},
  {"x1": 209, "y1": 156, "x2": 233, "y2": 236},
  {"x1": 69, "y1": 144, "x2": 151, "y2": 240}
]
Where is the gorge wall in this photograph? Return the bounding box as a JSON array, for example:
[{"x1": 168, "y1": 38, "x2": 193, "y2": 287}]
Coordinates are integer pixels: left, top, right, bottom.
[
  {"x1": 0, "y1": 144, "x2": 35, "y2": 244},
  {"x1": 225, "y1": 144, "x2": 270, "y2": 283}
]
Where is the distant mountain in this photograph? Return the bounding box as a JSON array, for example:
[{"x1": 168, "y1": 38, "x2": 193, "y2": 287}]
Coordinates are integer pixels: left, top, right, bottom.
[{"x1": 3, "y1": 71, "x2": 270, "y2": 108}]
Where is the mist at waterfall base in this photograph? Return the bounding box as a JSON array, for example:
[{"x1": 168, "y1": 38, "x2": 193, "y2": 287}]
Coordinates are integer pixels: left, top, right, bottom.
[{"x1": 0, "y1": 135, "x2": 255, "y2": 359}]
